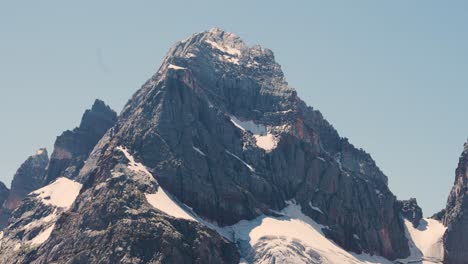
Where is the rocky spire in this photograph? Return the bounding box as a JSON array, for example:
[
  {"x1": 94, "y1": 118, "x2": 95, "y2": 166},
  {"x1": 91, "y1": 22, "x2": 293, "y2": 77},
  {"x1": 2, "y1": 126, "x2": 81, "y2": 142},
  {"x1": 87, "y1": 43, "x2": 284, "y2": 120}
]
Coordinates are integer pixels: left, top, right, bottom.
[
  {"x1": 42, "y1": 99, "x2": 117, "y2": 184},
  {"x1": 442, "y1": 142, "x2": 468, "y2": 263},
  {"x1": 0, "y1": 148, "x2": 49, "y2": 228},
  {"x1": 4, "y1": 148, "x2": 49, "y2": 210}
]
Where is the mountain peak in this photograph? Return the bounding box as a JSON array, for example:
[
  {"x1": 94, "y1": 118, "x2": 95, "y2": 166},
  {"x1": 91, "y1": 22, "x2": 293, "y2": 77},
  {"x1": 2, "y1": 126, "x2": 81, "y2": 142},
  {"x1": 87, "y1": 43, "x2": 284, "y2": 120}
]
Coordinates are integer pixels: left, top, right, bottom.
[
  {"x1": 34, "y1": 148, "x2": 48, "y2": 157},
  {"x1": 159, "y1": 28, "x2": 282, "y2": 79},
  {"x1": 79, "y1": 99, "x2": 117, "y2": 133}
]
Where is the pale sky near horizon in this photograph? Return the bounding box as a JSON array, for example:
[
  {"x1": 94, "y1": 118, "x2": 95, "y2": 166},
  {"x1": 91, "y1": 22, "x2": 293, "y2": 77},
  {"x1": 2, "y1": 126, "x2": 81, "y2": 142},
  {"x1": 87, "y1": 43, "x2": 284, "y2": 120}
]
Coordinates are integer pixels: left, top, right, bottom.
[{"x1": 1, "y1": 1, "x2": 468, "y2": 215}]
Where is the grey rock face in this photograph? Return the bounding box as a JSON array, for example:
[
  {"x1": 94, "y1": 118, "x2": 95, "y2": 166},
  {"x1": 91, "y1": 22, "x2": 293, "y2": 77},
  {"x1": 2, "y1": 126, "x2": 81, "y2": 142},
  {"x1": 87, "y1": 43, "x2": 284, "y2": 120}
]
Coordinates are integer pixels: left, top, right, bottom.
[
  {"x1": 42, "y1": 99, "x2": 117, "y2": 184},
  {"x1": 397, "y1": 198, "x2": 423, "y2": 228},
  {"x1": 443, "y1": 142, "x2": 468, "y2": 264},
  {"x1": 0, "y1": 149, "x2": 49, "y2": 228}
]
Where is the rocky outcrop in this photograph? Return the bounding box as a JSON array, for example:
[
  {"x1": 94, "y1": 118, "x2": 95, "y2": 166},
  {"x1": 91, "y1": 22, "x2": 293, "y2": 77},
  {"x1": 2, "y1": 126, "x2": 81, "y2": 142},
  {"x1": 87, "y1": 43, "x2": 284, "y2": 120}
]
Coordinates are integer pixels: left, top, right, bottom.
[
  {"x1": 397, "y1": 198, "x2": 423, "y2": 228},
  {"x1": 431, "y1": 209, "x2": 446, "y2": 221},
  {"x1": 4, "y1": 149, "x2": 49, "y2": 210},
  {"x1": 42, "y1": 99, "x2": 117, "y2": 184},
  {"x1": 442, "y1": 142, "x2": 468, "y2": 263},
  {"x1": 0, "y1": 149, "x2": 49, "y2": 228}
]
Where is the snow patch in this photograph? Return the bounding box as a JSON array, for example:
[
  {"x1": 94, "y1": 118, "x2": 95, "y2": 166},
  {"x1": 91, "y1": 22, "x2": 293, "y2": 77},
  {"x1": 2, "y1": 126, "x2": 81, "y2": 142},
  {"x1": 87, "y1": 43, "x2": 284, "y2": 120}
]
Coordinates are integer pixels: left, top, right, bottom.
[
  {"x1": 221, "y1": 54, "x2": 239, "y2": 65},
  {"x1": 23, "y1": 210, "x2": 58, "y2": 232},
  {"x1": 225, "y1": 150, "x2": 255, "y2": 172},
  {"x1": 317, "y1": 157, "x2": 326, "y2": 162},
  {"x1": 168, "y1": 63, "x2": 186, "y2": 70},
  {"x1": 145, "y1": 188, "x2": 197, "y2": 222},
  {"x1": 254, "y1": 134, "x2": 278, "y2": 152},
  {"x1": 192, "y1": 146, "x2": 206, "y2": 157},
  {"x1": 32, "y1": 177, "x2": 82, "y2": 209},
  {"x1": 396, "y1": 219, "x2": 446, "y2": 264},
  {"x1": 35, "y1": 149, "x2": 46, "y2": 155},
  {"x1": 308, "y1": 202, "x2": 324, "y2": 214},
  {"x1": 30, "y1": 224, "x2": 55, "y2": 246},
  {"x1": 229, "y1": 116, "x2": 267, "y2": 135},
  {"x1": 205, "y1": 39, "x2": 241, "y2": 56},
  {"x1": 186, "y1": 53, "x2": 196, "y2": 58},
  {"x1": 116, "y1": 146, "x2": 156, "y2": 184}
]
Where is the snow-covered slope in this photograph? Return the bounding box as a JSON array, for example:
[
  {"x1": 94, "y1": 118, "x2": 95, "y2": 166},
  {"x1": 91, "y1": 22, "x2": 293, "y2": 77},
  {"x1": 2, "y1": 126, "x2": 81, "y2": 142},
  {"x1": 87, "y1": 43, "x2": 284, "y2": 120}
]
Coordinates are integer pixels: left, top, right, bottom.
[
  {"x1": 32, "y1": 177, "x2": 82, "y2": 208},
  {"x1": 221, "y1": 202, "x2": 395, "y2": 264},
  {"x1": 395, "y1": 219, "x2": 446, "y2": 264}
]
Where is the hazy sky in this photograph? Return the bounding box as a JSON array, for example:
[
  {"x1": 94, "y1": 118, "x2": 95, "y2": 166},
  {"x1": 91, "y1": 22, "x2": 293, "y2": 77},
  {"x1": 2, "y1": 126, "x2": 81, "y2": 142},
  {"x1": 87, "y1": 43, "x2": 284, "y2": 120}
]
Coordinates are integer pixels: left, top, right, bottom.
[{"x1": 1, "y1": 1, "x2": 468, "y2": 215}]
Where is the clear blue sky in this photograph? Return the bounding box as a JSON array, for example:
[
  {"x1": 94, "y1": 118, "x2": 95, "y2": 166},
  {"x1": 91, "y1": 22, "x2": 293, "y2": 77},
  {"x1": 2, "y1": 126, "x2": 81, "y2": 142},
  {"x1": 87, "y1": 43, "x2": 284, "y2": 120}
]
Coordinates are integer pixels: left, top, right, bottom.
[{"x1": 1, "y1": 1, "x2": 467, "y2": 215}]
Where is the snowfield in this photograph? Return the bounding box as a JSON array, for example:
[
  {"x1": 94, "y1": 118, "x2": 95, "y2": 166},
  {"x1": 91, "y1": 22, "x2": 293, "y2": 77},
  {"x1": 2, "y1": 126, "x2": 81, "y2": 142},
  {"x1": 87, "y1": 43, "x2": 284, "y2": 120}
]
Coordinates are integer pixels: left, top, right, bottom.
[
  {"x1": 145, "y1": 190, "x2": 196, "y2": 222},
  {"x1": 395, "y1": 219, "x2": 446, "y2": 264},
  {"x1": 32, "y1": 177, "x2": 82, "y2": 209}
]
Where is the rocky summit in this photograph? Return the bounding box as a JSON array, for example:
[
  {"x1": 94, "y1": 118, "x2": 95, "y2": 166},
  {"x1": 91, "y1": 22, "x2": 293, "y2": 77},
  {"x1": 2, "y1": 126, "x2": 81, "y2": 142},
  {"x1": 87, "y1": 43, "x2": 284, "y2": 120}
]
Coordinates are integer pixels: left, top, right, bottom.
[
  {"x1": 0, "y1": 148, "x2": 49, "y2": 228},
  {"x1": 42, "y1": 99, "x2": 118, "y2": 185},
  {"x1": 0, "y1": 28, "x2": 459, "y2": 263}
]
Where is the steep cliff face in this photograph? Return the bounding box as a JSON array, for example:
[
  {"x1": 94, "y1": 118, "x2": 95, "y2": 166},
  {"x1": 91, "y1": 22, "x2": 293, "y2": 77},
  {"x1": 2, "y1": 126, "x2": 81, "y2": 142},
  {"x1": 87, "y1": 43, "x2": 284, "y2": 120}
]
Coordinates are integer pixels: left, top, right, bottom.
[
  {"x1": 0, "y1": 183, "x2": 8, "y2": 207},
  {"x1": 0, "y1": 149, "x2": 49, "y2": 228},
  {"x1": 42, "y1": 99, "x2": 117, "y2": 184},
  {"x1": 0, "y1": 182, "x2": 9, "y2": 227},
  {"x1": 443, "y1": 142, "x2": 468, "y2": 263},
  {"x1": 4, "y1": 149, "x2": 49, "y2": 210}
]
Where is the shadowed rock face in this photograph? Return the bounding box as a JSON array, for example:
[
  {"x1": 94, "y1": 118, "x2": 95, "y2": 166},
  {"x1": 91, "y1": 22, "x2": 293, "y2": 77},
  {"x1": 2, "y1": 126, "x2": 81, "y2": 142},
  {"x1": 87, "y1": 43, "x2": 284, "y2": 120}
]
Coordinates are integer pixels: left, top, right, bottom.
[
  {"x1": 397, "y1": 198, "x2": 423, "y2": 228},
  {"x1": 42, "y1": 99, "x2": 117, "y2": 184},
  {"x1": 0, "y1": 149, "x2": 48, "y2": 228},
  {"x1": 4, "y1": 149, "x2": 49, "y2": 210},
  {"x1": 0, "y1": 182, "x2": 9, "y2": 226},
  {"x1": 0, "y1": 183, "x2": 8, "y2": 206},
  {"x1": 443, "y1": 142, "x2": 468, "y2": 263}
]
